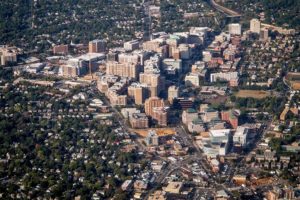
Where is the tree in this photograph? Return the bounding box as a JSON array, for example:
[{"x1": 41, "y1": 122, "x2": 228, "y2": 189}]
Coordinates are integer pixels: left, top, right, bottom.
[
  {"x1": 230, "y1": 95, "x2": 236, "y2": 102},
  {"x1": 269, "y1": 138, "x2": 281, "y2": 151}
]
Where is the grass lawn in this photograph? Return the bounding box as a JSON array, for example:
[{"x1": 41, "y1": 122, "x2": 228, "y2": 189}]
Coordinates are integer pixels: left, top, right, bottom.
[{"x1": 235, "y1": 90, "x2": 270, "y2": 99}]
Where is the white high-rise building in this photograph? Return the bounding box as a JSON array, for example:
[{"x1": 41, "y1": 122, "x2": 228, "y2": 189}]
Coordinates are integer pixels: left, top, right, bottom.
[
  {"x1": 210, "y1": 72, "x2": 238, "y2": 82},
  {"x1": 250, "y1": 18, "x2": 261, "y2": 34},
  {"x1": 228, "y1": 23, "x2": 241, "y2": 35}
]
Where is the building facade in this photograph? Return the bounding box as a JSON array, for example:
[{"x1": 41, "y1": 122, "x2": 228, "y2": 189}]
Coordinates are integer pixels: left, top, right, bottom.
[
  {"x1": 228, "y1": 23, "x2": 242, "y2": 35},
  {"x1": 168, "y1": 85, "x2": 179, "y2": 103},
  {"x1": 124, "y1": 40, "x2": 140, "y2": 51},
  {"x1": 0, "y1": 46, "x2": 18, "y2": 66},
  {"x1": 53, "y1": 45, "x2": 68, "y2": 54},
  {"x1": 210, "y1": 72, "x2": 238, "y2": 83},
  {"x1": 128, "y1": 83, "x2": 148, "y2": 105},
  {"x1": 106, "y1": 61, "x2": 141, "y2": 79},
  {"x1": 130, "y1": 113, "x2": 149, "y2": 129},
  {"x1": 144, "y1": 97, "x2": 165, "y2": 116},
  {"x1": 182, "y1": 108, "x2": 198, "y2": 125},
  {"x1": 250, "y1": 19, "x2": 261, "y2": 34},
  {"x1": 152, "y1": 107, "x2": 168, "y2": 126},
  {"x1": 89, "y1": 39, "x2": 106, "y2": 53}
]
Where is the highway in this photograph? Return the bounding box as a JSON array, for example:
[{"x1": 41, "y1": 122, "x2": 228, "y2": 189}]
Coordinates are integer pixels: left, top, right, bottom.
[{"x1": 208, "y1": 0, "x2": 241, "y2": 18}]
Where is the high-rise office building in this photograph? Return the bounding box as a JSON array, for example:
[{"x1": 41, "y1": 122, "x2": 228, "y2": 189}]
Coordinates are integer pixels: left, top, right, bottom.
[
  {"x1": 89, "y1": 39, "x2": 106, "y2": 53},
  {"x1": 250, "y1": 19, "x2": 261, "y2": 34},
  {"x1": 139, "y1": 73, "x2": 165, "y2": 97}
]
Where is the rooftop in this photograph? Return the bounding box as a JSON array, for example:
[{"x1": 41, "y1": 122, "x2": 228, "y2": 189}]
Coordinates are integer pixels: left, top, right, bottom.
[
  {"x1": 186, "y1": 108, "x2": 197, "y2": 113},
  {"x1": 164, "y1": 181, "x2": 183, "y2": 193},
  {"x1": 209, "y1": 129, "x2": 231, "y2": 137},
  {"x1": 235, "y1": 126, "x2": 248, "y2": 136},
  {"x1": 132, "y1": 113, "x2": 148, "y2": 119},
  {"x1": 77, "y1": 53, "x2": 106, "y2": 61}
]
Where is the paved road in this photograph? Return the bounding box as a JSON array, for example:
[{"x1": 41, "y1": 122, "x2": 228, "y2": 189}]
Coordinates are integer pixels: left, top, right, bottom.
[
  {"x1": 208, "y1": 0, "x2": 241, "y2": 17},
  {"x1": 92, "y1": 84, "x2": 276, "y2": 198},
  {"x1": 176, "y1": 125, "x2": 212, "y2": 172}
]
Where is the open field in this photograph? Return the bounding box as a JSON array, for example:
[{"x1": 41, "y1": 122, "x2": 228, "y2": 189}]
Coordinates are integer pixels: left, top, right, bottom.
[
  {"x1": 286, "y1": 72, "x2": 300, "y2": 81},
  {"x1": 285, "y1": 73, "x2": 300, "y2": 90},
  {"x1": 131, "y1": 128, "x2": 176, "y2": 138},
  {"x1": 235, "y1": 90, "x2": 270, "y2": 99}
]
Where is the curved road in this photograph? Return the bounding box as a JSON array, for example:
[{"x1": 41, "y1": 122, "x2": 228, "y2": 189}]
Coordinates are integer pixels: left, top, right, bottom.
[{"x1": 208, "y1": 0, "x2": 241, "y2": 17}]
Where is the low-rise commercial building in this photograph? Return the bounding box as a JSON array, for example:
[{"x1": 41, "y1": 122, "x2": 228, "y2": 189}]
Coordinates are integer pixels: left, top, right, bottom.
[
  {"x1": 188, "y1": 118, "x2": 205, "y2": 133},
  {"x1": 53, "y1": 44, "x2": 68, "y2": 55},
  {"x1": 221, "y1": 110, "x2": 239, "y2": 129},
  {"x1": 233, "y1": 126, "x2": 248, "y2": 148},
  {"x1": 164, "y1": 182, "x2": 183, "y2": 194},
  {"x1": 185, "y1": 73, "x2": 200, "y2": 87}
]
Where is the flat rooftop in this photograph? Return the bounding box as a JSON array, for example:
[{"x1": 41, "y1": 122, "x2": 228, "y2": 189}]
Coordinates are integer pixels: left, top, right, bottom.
[{"x1": 209, "y1": 129, "x2": 231, "y2": 137}]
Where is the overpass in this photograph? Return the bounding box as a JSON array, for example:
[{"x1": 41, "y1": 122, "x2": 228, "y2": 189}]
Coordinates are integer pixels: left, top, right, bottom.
[{"x1": 208, "y1": 0, "x2": 241, "y2": 18}]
